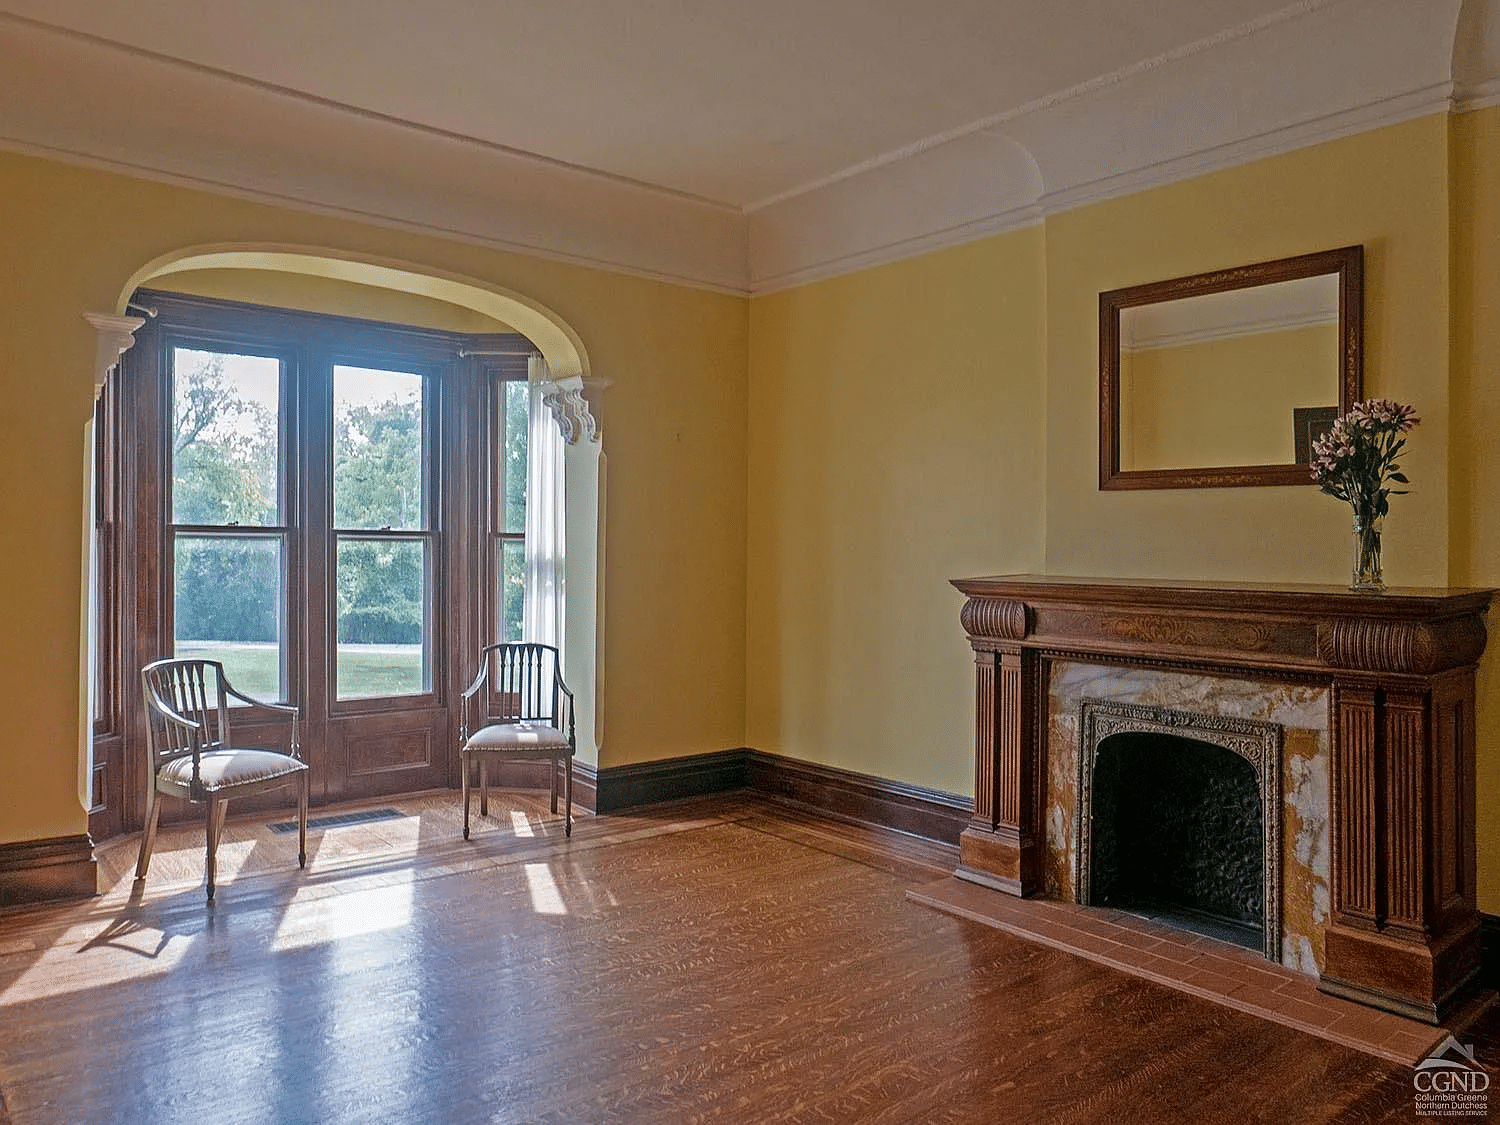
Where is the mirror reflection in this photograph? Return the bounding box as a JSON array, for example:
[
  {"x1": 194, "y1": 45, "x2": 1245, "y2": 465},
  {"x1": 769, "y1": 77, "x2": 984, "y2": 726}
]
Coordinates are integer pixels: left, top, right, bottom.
[{"x1": 1118, "y1": 274, "x2": 1340, "y2": 471}]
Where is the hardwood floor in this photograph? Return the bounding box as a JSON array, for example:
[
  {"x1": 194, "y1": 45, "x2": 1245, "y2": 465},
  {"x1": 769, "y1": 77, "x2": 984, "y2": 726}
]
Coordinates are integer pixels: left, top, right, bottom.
[{"x1": 0, "y1": 792, "x2": 1491, "y2": 1124}]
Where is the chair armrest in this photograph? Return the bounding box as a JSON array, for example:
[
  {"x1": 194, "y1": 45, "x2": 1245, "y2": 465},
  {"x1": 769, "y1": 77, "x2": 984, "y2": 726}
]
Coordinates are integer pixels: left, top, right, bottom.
[
  {"x1": 148, "y1": 701, "x2": 206, "y2": 737},
  {"x1": 458, "y1": 660, "x2": 490, "y2": 744},
  {"x1": 557, "y1": 678, "x2": 576, "y2": 748},
  {"x1": 222, "y1": 685, "x2": 298, "y2": 717},
  {"x1": 221, "y1": 688, "x2": 301, "y2": 759},
  {"x1": 460, "y1": 661, "x2": 489, "y2": 701}
]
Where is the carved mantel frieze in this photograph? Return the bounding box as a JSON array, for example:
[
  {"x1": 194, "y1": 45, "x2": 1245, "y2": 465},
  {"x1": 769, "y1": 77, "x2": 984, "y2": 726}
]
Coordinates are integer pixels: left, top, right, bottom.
[{"x1": 950, "y1": 573, "x2": 1496, "y2": 1023}]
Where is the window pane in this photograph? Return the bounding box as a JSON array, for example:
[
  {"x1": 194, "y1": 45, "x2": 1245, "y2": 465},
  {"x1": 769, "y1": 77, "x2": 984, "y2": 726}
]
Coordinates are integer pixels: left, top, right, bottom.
[
  {"x1": 174, "y1": 535, "x2": 284, "y2": 700},
  {"x1": 502, "y1": 379, "x2": 528, "y2": 534},
  {"x1": 333, "y1": 366, "x2": 425, "y2": 530},
  {"x1": 499, "y1": 538, "x2": 524, "y2": 642},
  {"x1": 336, "y1": 537, "x2": 429, "y2": 698},
  {"x1": 171, "y1": 348, "x2": 281, "y2": 526}
]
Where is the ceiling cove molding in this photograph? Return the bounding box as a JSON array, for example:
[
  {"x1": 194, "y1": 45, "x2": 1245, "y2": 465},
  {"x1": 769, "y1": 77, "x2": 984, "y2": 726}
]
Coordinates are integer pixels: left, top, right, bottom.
[
  {"x1": 742, "y1": 0, "x2": 1341, "y2": 217},
  {"x1": 748, "y1": 0, "x2": 1472, "y2": 293},
  {"x1": 746, "y1": 130, "x2": 1044, "y2": 294},
  {"x1": 1032, "y1": 84, "x2": 1456, "y2": 220},
  {"x1": 1454, "y1": 0, "x2": 1500, "y2": 109},
  {"x1": 2, "y1": 1, "x2": 1496, "y2": 299},
  {"x1": 0, "y1": 14, "x2": 750, "y2": 295}
]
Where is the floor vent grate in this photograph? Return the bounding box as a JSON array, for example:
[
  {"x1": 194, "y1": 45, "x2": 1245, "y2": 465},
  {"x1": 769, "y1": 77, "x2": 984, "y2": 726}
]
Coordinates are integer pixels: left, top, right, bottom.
[{"x1": 267, "y1": 807, "x2": 405, "y2": 834}]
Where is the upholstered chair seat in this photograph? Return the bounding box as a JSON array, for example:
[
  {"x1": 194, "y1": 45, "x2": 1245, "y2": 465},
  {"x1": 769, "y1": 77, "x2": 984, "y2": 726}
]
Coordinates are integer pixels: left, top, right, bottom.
[{"x1": 156, "y1": 748, "x2": 309, "y2": 794}]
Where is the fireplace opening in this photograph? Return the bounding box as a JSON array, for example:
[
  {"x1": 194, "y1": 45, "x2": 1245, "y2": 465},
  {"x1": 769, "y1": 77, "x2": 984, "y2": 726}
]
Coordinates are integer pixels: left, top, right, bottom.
[{"x1": 1089, "y1": 731, "x2": 1264, "y2": 952}]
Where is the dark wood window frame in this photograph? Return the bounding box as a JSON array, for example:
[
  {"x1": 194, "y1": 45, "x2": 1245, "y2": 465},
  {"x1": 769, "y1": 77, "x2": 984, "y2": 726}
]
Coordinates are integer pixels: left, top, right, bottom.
[{"x1": 90, "y1": 290, "x2": 534, "y2": 834}]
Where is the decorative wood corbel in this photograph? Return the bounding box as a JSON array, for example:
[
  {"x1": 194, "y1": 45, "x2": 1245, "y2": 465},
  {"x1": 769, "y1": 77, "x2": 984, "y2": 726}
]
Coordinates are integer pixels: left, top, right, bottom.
[
  {"x1": 543, "y1": 375, "x2": 600, "y2": 445},
  {"x1": 84, "y1": 312, "x2": 145, "y2": 397}
]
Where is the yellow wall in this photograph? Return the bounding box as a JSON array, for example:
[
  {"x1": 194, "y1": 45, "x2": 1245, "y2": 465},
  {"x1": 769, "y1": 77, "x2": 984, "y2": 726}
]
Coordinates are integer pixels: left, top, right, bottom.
[
  {"x1": 1452, "y1": 107, "x2": 1500, "y2": 909},
  {"x1": 747, "y1": 229, "x2": 1047, "y2": 794},
  {"x1": 0, "y1": 148, "x2": 747, "y2": 844},
  {"x1": 1044, "y1": 117, "x2": 1451, "y2": 584},
  {"x1": 746, "y1": 110, "x2": 1500, "y2": 908},
  {"x1": 3, "y1": 106, "x2": 1497, "y2": 910}
]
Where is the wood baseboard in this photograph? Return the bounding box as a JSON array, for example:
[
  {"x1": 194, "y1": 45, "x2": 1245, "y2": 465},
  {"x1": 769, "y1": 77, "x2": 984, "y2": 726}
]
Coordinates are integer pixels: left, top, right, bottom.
[
  {"x1": 466, "y1": 748, "x2": 972, "y2": 847},
  {"x1": 594, "y1": 750, "x2": 748, "y2": 813},
  {"x1": 0, "y1": 835, "x2": 97, "y2": 906},
  {"x1": 582, "y1": 748, "x2": 971, "y2": 846},
  {"x1": 744, "y1": 751, "x2": 972, "y2": 846}
]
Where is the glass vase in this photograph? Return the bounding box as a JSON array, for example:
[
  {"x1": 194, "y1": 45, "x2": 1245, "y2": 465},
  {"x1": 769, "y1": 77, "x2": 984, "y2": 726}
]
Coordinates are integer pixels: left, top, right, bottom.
[{"x1": 1351, "y1": 513, "x2": 1385, "y2": 592}]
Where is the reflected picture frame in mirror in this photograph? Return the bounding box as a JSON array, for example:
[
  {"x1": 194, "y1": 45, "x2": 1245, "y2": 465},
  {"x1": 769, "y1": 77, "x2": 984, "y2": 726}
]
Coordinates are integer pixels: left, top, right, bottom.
[{"x1": 1099, "y1": 244, "x2": 1363, "y2": 490}]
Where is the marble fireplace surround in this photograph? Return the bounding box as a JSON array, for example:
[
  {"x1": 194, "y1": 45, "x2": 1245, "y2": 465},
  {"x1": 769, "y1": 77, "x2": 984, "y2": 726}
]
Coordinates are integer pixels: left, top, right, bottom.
[{"x1": 952, "y1": 575, "x2": 1494, "y2": 1023}]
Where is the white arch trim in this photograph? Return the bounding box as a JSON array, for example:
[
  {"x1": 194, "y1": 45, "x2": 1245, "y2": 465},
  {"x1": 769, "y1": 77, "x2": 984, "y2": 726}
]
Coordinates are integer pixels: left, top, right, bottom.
[{"x1": 120, "y1": 244, "x2": 591, "y2": 380}]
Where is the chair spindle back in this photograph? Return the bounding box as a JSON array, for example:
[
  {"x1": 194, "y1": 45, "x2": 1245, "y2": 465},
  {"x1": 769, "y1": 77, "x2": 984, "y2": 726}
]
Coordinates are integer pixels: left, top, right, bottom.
[
  {"x1": 141, "y1": 659, "x2": 231, "y2": 770},
  {"x1": 488, "y1": 643, "x2": 561, "y2": 725}
]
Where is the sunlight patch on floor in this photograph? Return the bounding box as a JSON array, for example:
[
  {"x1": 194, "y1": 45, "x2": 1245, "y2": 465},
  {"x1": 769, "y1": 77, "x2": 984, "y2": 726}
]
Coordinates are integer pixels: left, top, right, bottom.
[
  {"x1": 271, "y1": 872, "x2": 417, "y2": 952},
  {"x1": 524, "y1": 862, "x2": 568, "y2": 915},
  {"x1": 0, "y1": 920, "x2": 195, "y2": 1005}
]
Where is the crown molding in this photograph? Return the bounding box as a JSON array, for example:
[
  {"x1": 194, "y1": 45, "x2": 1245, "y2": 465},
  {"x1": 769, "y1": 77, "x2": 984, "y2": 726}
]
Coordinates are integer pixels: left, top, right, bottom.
[
  {"x1": 1458, "y1": 80, "x2": 1500, "y2": 111},
  {"x1": 748, "y1": 0, "x2": 1476, "y2": 294},
  {"x1": 1033, "y1": 83, "x2": 1456, "y2": 221},
  {"x1": 1, "y1": 0, "x2": 1494, "y2": 300},
  {"x1": 2, "y1": 133, "x2": 753, "y2": 300},
  {"x1": 0, "y1": 15, "x2": 751, "y2": 295}
]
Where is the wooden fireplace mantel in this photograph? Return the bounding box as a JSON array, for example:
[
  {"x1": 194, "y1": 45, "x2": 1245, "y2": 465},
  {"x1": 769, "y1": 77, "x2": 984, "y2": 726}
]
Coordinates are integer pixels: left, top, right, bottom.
[{"x1": 952, "y1": 573, "x2": 1495, "y2": 1023}]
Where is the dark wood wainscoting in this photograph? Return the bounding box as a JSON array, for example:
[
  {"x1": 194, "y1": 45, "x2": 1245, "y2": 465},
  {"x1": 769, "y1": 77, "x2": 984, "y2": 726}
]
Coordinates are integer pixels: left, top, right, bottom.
[{"x1": 0, "y1": 835, "x2": 97, "y2": 906}]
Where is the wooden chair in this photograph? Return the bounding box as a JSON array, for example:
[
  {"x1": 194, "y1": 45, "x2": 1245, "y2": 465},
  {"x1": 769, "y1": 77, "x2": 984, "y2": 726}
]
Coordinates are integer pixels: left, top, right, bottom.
[
  {"x1": 137, "y1": 658, "x2": 308, "y2": 901},
  {"x1": 460, "y1": 643, "x2": 576, "y2": 839}
]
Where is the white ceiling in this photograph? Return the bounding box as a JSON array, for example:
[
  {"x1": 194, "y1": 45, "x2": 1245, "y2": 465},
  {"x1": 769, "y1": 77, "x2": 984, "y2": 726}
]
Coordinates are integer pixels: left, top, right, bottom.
[
  {"x1": 0, "y1": 0, "x2": 1495, "y2": 292},
  {"x1": 0, "y1": 0, "x2": 1313, "y2": 207}
]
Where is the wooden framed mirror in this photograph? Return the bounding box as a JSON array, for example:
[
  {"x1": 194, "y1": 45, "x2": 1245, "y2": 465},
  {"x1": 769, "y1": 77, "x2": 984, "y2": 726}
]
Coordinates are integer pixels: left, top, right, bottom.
[{"x1": 1099, "y1": 244, "x2": 1362, "y2": 490}]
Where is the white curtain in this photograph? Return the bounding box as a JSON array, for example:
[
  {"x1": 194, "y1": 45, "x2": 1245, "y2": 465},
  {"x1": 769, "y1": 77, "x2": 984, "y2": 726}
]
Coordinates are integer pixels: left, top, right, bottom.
[{"x1": 521, "y1": 354, "x2": 565, "y2": 650}]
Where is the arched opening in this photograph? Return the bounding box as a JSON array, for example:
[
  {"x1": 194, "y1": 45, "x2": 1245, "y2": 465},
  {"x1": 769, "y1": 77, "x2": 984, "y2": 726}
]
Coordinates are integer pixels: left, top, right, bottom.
[{"x1": 85, "y1": 245, "x2": 603, "y2": 833}]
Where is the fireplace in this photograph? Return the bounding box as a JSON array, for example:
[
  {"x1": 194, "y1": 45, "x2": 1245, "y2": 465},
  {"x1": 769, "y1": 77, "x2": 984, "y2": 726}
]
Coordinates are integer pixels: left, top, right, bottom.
[
  {"x1": 1076, "y1": 702, "x2": 1282, "y2": 961},
  {"x1": 952, "y1": 575, "x2": 1493, "y2": 1023}
]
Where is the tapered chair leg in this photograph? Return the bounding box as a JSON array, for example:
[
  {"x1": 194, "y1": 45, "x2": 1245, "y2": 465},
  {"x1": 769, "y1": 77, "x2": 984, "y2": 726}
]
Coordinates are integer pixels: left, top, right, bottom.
[
  {"x1": 205, "y1": 796, "x2": 221, "y2": 902},
  {"x1": 462, "y1": 755, "x2": 471, "y2": 840},
  {"x1": 564, "y1": 756, "x2": 573, "y2": 838},
  {"x1": 297, "y1": 772, "x2": 309, "y2": 868},
  {"x1": 550, "y1": 757, "x2": 559, "y2": 814},
  {"x1": 134, "y1": 789, "x2": 162, "y2": 881},
  {"x1": 479, "y1": 761, "x2": 489, "y2": 818}
]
